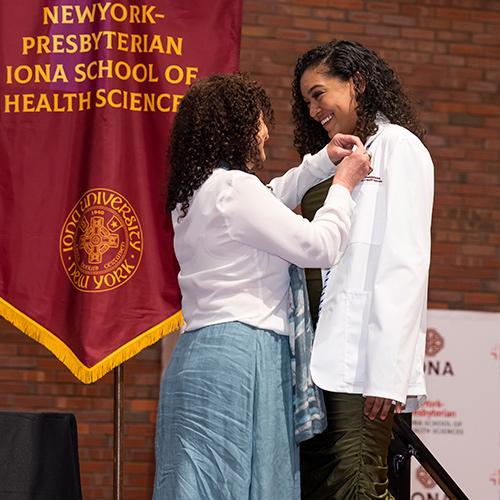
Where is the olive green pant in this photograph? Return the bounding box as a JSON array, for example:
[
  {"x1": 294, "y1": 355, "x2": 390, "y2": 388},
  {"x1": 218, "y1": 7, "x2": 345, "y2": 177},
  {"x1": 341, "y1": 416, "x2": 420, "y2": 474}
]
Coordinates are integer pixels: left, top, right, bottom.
[{"x1": 300, "y1": 392, "x2": 394, "y2": 500}]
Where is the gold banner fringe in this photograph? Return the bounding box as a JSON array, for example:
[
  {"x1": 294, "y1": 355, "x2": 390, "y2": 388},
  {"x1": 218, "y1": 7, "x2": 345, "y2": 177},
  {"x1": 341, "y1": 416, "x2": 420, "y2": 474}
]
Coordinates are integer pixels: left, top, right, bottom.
[{"x1": 0, "y1": 296, "x2": 183, "y2": 384}]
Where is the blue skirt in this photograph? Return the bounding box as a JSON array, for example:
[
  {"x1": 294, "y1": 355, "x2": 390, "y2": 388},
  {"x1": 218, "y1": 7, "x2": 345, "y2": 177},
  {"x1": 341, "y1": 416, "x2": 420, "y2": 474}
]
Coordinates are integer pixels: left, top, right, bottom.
[{"x1": 153, "y1": 321, "x2": 300, "y2": 500}]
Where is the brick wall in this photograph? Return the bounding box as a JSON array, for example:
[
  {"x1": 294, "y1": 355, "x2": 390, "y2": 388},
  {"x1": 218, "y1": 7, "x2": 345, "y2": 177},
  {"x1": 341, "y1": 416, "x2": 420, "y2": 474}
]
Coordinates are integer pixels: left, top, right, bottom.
[{"x1": 1, "y1": 1, "x2": 499, "y2": 498}]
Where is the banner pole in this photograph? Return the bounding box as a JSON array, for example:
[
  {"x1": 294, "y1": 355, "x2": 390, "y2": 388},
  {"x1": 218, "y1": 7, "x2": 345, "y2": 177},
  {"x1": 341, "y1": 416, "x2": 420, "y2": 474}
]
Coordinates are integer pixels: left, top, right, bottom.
[{"x1": 113, "y1": 364, "x2": 124, "y2": 500}]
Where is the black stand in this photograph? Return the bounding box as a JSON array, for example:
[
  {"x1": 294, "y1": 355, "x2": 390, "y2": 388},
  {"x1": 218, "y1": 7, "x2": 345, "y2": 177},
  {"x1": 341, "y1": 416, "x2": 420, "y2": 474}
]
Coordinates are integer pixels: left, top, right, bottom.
[{"x1": 113, "y1": 364, "x2": 124, "y2": 500}]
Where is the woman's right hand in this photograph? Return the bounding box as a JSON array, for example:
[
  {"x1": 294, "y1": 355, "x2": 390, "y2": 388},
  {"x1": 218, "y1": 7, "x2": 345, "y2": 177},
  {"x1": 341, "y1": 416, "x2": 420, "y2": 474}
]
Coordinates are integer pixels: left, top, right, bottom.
[
  {"x1": 332, "y1": 150, "x2": 372, "y2": 193},
  {"x1": 326, "y1": 133, "x2": 365, "y2": 164}
]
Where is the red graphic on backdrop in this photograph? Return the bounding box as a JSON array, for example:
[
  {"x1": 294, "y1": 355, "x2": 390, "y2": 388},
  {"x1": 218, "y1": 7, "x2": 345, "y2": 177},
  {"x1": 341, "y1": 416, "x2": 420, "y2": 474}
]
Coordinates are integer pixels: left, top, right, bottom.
[
  {"x1": 426, "y1": 328, "x2": 445, "y2": 357},
  {"x1": 490, "y1": 344, "x2": 500, "y2": 360},
  {"x1": 416, "y1": 466, "x2": 436, "y2": 489}
]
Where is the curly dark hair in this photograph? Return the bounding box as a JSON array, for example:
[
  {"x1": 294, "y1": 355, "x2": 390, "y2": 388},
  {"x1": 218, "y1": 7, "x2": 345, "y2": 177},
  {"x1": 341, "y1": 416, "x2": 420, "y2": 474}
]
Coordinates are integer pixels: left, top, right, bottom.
[
  {"x1": 167, "y1": 72, "x2": 274, "y2": 217},
  {"x1": 291, "y1": 40, "x2": 425, "y2": 157}
]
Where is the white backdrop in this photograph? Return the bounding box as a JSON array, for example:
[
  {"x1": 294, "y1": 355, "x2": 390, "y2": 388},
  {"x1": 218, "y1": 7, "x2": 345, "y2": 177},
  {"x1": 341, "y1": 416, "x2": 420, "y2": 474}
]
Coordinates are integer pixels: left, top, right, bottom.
[{"x1": 411, "y1": 309, "x2": 500, "y2": 500}]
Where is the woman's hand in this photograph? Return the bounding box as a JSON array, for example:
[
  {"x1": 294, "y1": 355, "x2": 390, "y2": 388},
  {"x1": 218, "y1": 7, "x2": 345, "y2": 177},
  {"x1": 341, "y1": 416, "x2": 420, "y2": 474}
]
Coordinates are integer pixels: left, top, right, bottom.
[
  {"x1": 364, "y1": 396, "x2": 403, "y2": 421},
  {"x1": 326, "y1": 133, "x2": 365, "y2": 164},
  {"x1": 332, "y1": 149, "x2": 371, "y2": 193}
]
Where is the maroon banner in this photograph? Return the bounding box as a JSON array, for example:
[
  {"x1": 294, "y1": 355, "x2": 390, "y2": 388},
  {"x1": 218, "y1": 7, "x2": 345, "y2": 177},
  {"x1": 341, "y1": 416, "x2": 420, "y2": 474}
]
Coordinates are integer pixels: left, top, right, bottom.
[{"x1": 0, "y1": 0, "x2": 242, "y2": 382}]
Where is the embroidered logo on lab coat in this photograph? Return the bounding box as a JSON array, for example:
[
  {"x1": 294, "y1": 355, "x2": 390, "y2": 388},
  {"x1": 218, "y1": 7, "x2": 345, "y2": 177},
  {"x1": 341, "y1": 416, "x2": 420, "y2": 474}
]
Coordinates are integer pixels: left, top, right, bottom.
[{"x1": 361, "y1": 176, "x2": 382, "y2": 183}]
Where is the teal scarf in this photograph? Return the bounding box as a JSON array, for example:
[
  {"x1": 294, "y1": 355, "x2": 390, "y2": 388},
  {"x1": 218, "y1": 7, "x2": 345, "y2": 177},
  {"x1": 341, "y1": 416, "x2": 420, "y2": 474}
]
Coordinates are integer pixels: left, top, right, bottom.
[{"x1": 288, "y1": 264, "x2": 327, "y2": 443}]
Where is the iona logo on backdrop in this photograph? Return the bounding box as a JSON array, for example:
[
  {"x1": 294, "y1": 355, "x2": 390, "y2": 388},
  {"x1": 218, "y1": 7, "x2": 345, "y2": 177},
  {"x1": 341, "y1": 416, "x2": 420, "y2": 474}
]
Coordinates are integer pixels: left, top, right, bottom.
[
  {"x1": 411, "y1": 467, "x2": 451, "y2": 500},
  {"x1": 424, "y1": 328, "x2": 454, "y2": 376},
  {"x1": 417, "y1": 466, "x2": 436, "y2": 489},
  {"x1": 425, "y1": 329, "x2": 444, "y2": 357}
]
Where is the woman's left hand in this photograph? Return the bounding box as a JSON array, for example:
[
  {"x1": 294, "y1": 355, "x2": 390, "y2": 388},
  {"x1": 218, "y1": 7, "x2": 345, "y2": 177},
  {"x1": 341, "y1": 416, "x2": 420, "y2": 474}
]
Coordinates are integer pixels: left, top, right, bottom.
[
  {"x1": 326, "y1": 133, "x2": 365, "y2": 164},
  {"x1": 364, "y1": 396, "x2": 403, "y2": 421}
]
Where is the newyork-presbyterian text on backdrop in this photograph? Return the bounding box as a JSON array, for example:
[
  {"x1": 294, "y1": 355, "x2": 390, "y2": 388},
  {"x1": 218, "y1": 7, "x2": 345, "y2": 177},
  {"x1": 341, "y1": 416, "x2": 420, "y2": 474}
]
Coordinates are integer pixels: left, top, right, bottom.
[{"x1": 0, "y1": 0, "x2": 242, "y2": 382}]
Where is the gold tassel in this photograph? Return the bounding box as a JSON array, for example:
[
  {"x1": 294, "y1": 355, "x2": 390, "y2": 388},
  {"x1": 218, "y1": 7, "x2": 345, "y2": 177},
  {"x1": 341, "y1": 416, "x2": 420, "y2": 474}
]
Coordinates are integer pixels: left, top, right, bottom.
[{"x1": 0, "y1": 296, "x2": 183, "y2": 384}]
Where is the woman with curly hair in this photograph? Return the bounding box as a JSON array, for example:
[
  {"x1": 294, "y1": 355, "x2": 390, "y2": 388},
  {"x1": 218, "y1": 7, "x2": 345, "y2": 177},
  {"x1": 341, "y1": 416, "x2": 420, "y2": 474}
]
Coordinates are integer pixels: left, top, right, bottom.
[
  {"x1": 292, "y1": 40, "x2": 434, "y2": 499},
  {"x1": 153, "y1": 72, "x2": 371, "y2": 500}
]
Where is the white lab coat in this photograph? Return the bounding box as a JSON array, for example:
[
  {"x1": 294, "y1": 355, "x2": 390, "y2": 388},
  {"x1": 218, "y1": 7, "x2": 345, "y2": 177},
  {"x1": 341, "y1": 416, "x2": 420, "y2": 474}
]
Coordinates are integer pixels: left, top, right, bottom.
[{"x1": 310, "y1": 118, "x2": 434, "y2": 410}]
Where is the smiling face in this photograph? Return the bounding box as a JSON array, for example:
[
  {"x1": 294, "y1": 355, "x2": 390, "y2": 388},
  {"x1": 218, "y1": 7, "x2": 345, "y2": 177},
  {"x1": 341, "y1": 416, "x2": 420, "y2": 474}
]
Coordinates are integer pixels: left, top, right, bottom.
[{"x1": 300, "y1": 65, "x2": 358, "y2": 138}]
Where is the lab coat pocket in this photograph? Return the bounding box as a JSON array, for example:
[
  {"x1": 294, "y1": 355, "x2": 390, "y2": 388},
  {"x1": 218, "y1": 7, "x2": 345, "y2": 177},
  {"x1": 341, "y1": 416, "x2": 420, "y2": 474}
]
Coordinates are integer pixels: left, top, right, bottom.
[
  {"x1": 343, "y1": 291, "x2": 371, "y2": 385},
  {"x1": 348, "y1": 183, "x2": 385, "y2": 245}
]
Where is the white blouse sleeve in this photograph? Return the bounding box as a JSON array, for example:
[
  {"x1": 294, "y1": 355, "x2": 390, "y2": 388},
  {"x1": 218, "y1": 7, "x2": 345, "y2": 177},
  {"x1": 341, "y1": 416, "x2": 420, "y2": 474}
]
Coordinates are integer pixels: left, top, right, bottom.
[
  {"x1": 217, "y1": 172, "x2": 354, "y2": 268},
  {"x1": 267, "y1": 146, "x2": 337, "y2": 209},
  {"x1": 364, "y1": 135, "x2": 434, "y2": 403}
]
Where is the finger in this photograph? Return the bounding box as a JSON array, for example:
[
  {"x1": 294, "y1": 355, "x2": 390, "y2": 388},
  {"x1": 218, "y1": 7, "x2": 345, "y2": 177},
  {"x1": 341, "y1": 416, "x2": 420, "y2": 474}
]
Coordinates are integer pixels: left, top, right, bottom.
[
  {"x1": 354, "y1": 154, "x2": 371, "y2": 175},
  {"x1": 334, "y1": 133, "x2": 364, "y2": 149},
  {"x1": 351, "y1": 144, "x2": 367, "y2": 156},
  {"x1": 335, "y1": 147, "x2": 355, "y2": 157},
  {"x1": 350, "y1": 135, "x2": 365, "y2": 149},
  {"x1": 379, "y1": 399, "x2": 393, "y2": 421},
  {"x1": 368, "y1": 398, "x2": 384, "y2": 420},
  {"x1": 395, "y1": 402, "x2": 403, "y2": 414},
  {"x1": 364, "y1": 396, "x2": 375, "y2": 417}
]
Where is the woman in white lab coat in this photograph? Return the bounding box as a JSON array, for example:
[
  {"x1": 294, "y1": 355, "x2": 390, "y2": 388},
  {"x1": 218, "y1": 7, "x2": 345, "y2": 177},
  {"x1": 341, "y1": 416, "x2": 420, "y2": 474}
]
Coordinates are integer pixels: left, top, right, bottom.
[
  {"x1": 292, "y1": 40, "x2": 434, "y2": 499},
  {"x1": 152, "y1": 73, "x2": 371, "y2": 500}
]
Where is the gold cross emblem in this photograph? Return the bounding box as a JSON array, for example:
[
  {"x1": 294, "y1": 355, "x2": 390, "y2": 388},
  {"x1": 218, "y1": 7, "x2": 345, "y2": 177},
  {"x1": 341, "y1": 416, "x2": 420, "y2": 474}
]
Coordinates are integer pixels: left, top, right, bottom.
[{"x1": 79, "y1": 216, "x2": 119, "y2": 264}]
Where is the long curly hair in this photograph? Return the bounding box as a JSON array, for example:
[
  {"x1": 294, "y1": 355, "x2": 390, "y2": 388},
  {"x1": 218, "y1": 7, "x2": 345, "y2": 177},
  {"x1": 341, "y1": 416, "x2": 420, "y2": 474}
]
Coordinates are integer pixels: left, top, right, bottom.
[
  {"x1": 291, "y1": 40, "x2": 425, "y2": 157},
  {"x1": 167, "y1": 73, "x2": 274, "y2": 217}
]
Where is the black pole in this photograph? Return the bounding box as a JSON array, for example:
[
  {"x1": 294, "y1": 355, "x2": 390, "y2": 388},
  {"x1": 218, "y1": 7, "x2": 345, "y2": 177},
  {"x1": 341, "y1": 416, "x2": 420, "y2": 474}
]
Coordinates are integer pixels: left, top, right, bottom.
[
  {"x1": 389, "y1": 414, "x2": 412, "y2": 500},
  {"x1": 113, "y1": 364, "x2": 124, "y2": 500},
  {"x1": 392, "y1": 416, "x2": 469, "y2": 500}
]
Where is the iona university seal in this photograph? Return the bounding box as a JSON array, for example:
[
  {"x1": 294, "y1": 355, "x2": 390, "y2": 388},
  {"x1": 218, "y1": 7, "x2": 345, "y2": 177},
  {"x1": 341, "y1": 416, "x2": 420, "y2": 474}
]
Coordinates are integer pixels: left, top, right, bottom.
[{"x1": 59, "y1": 188, "x2": 143, "y2": 292}]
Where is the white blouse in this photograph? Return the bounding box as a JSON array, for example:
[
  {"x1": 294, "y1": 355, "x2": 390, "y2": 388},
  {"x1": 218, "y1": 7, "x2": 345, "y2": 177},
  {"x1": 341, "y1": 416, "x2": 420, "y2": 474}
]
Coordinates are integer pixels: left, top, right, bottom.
[{"x1": 172, "y1": 146, "x2": 355, "y2": 335}]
